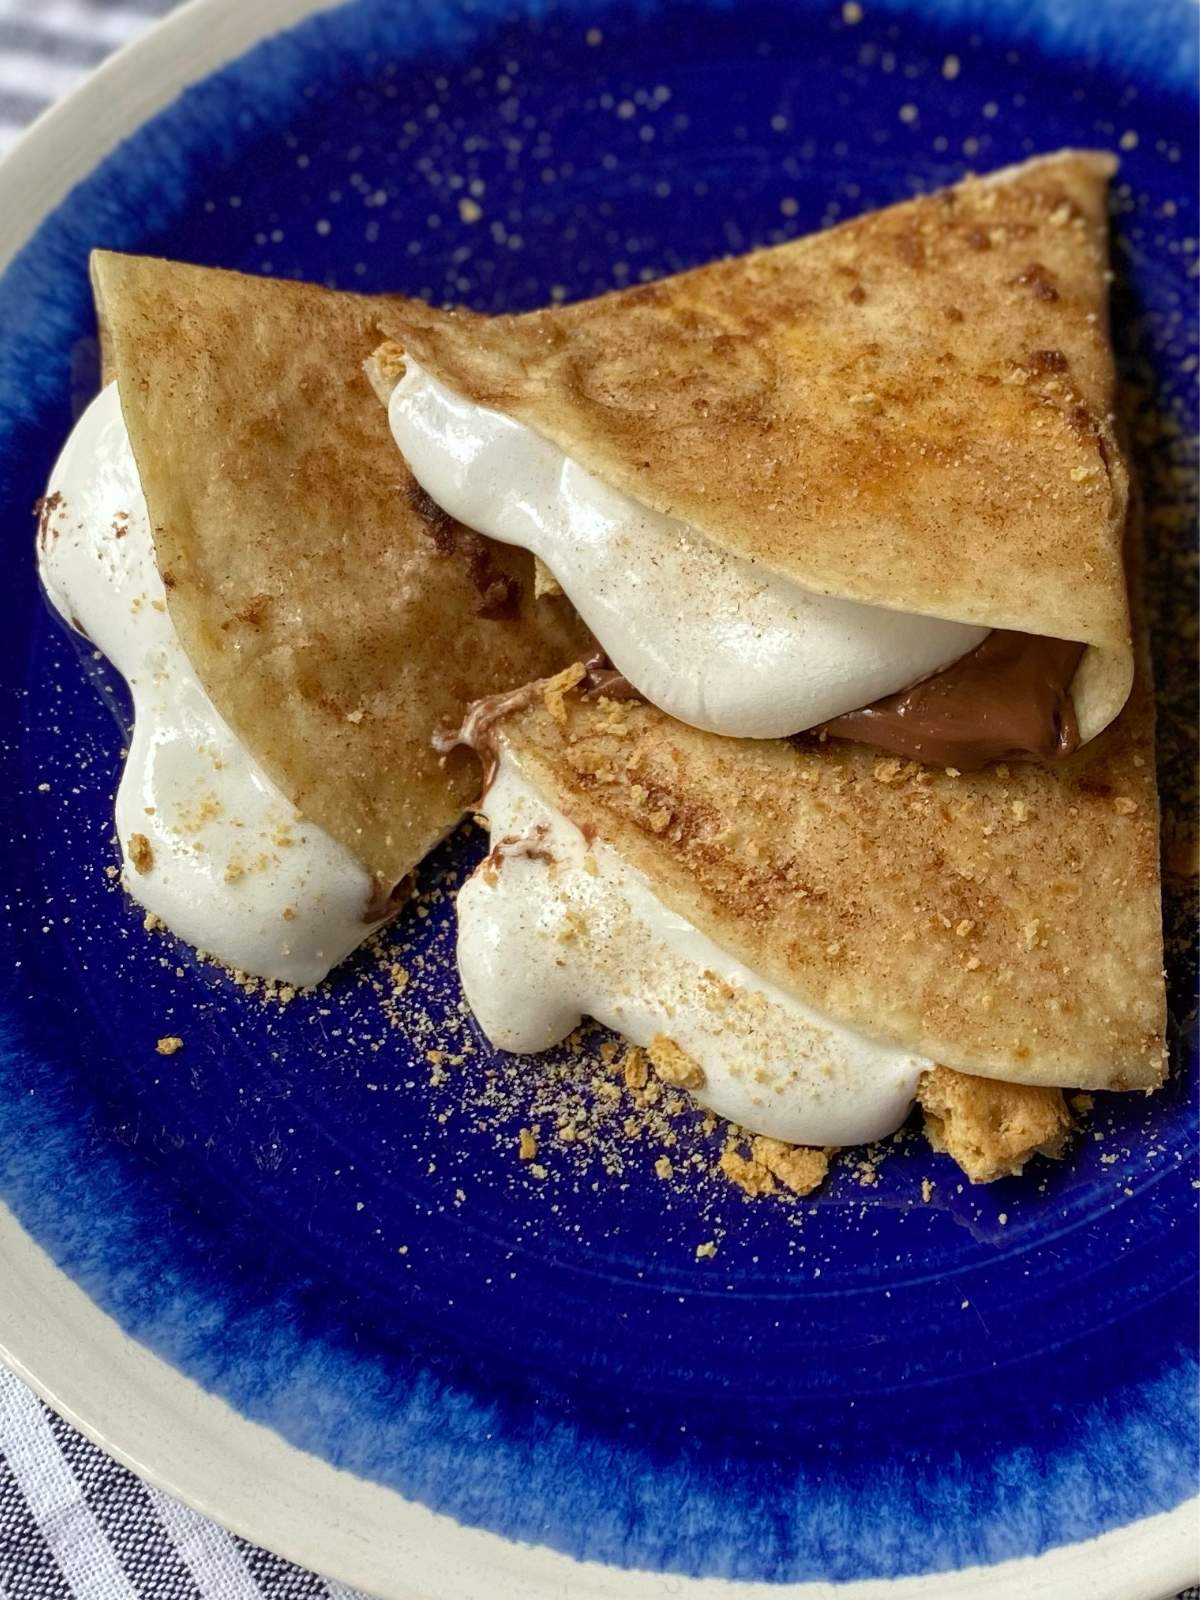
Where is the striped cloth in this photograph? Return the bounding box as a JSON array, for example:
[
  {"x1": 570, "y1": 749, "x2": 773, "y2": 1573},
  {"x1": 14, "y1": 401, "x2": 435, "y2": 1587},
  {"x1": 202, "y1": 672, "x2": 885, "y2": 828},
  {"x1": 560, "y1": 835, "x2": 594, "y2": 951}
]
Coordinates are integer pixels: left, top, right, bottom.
[
  {"x1": 0, "y1": 1369, "x2": 371, "y2": 1598},
  {"x1": 0, "y1": 0, "x2": 179, "y2": 153},
  {"x1": 0, "y1": 4, "x2": 1195, "y2": 1599}
]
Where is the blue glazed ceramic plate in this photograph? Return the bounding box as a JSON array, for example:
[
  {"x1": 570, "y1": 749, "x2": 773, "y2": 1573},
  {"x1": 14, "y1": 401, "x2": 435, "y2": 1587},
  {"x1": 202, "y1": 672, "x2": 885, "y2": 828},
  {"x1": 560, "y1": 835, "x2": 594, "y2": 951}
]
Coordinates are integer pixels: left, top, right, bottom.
[{"x1": 0, "y1": 1, "x2": 1196, "y2": 1595}]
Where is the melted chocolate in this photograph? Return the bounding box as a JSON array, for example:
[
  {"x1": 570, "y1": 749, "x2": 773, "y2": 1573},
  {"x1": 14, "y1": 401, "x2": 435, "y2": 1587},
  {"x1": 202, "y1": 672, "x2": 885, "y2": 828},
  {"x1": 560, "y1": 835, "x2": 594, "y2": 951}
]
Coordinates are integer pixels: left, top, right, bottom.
[
  {"x1": 820, "y1": 629, "x2": 1085, "y2": 770},
  {"x1": 579, "y1": 648, "x2": 641, "y2": 703},
  {"x1": 433, "y1": 677, "x2": 553, "y2": 793},
  {"x1": 436, "y1": 632, "x2": 1083, "y2": 800},
  {"x1": 578, "y1": 637, "x2": 1084, "y2": 770},
  {"x1": 436, "y1": 650, "x2": 637, "y2": 801}
]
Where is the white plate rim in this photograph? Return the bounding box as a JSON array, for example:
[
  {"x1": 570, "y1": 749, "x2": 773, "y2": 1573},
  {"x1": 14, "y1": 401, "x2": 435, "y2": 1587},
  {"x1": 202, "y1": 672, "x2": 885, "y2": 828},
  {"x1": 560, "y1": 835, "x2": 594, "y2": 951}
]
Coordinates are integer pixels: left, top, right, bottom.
[
  {"x1": 0, "y1": 2, "x2": 1195, "y2": 1595},
  {"x1": 2, "y1": 1205, "x2": 1196, "y2": 1600}
]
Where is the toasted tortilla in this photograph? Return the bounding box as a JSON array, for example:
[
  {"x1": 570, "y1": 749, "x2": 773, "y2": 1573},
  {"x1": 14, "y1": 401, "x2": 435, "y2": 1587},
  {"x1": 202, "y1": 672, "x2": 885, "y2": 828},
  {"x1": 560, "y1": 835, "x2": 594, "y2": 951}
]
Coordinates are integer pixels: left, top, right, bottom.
[
  {"x1": 91, "y1": 251, "x2": 589, "y2": 900},
  {"x1": 378, "y1": 150, "x2": 1133, "y2": 747},
  {"x1": 489, "y1": 659, "x2": 1165, "y2": 1094}
]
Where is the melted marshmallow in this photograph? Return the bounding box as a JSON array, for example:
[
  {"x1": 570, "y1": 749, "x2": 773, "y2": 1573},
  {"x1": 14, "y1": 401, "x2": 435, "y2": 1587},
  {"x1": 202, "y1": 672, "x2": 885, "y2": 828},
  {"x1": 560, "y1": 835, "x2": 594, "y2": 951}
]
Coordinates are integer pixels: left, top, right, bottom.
[
  {"x1": 38, "y1": 384, "x2": 378, "y2": 986},
  {"x1": 457, "y1": 745, "x2": 930, "y2": 1146},
  {"x1": 390, "y1": 362, "x2": 987, "y2": 740}
]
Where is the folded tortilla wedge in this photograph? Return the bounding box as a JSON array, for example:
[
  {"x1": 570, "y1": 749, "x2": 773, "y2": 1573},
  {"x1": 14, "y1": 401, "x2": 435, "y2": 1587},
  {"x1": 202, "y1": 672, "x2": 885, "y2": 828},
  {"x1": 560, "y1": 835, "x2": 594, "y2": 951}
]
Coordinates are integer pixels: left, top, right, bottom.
[
  {"x1": 484, "y1": 651, "x2": 1165, "y2": 1097},
  {"x1": 376, "y1": 149, "x2": 1133, "y2": 749},
  {"x1": 90, "y1": 251, "x2": 589, "y2": 904}
]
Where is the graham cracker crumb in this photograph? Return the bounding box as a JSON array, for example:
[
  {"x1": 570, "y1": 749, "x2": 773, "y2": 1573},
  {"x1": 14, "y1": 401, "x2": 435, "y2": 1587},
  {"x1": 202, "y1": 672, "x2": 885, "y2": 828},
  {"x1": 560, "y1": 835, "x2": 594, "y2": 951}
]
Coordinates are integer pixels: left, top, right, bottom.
[
  {"x1": 647, "y1": 1035, "x2": 706, "y2": 1089},
  {"x1": 622, "y1": 1047, "x2": 649, "y2": 1089},
  {"x1": 853, "y1": 1154, "x2": 881, "y2": 1187},
  {"x1": 654, "y1": 1154, "x2": 674, "y2": 1179},
  {"x1": 518, "y1": 1127, "x2": 538, "y2": 1161},
  {"x1": 874, "y1": 759, "x2": 919, "y2": 785},
  {"x1": 917, "y1": 1065, "x2": 1072, "y2": 1183},
  {"x1": 752, "y1": 1136, "x2": 829, "y2": 1196},
  {"x1": 921, "y1": 1178, "x2": 934, "y2": 1202},
  {"x1": 533, "y1": 556, "x2": 563, "y2": 598},
  {"x1": 128, "y1": 833, "x2": 154, "y2": 874},
  {"x1": 155, "y1": 1035, "x2": 183, "y2": 1056},
  {"x1": 695, "y1": 1239, "x2": 718, "y2": 1260},
  {"x1": 719, "y1": 1145, "x2": 777, "y2": 1197},
  {"x1": 1112, "y1": 795, "x2": 1139, "y2": 815},
  {"x1": 542, "y1": 661, "x2": 587, "y2": 725}
]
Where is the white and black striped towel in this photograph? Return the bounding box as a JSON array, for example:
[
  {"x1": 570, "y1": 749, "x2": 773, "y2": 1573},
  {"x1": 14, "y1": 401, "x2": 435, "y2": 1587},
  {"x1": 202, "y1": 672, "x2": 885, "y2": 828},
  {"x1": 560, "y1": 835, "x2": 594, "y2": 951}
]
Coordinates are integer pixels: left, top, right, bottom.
[
  {"x1": 0, "y1": 0, "x2": 179, "y2": 153},
  {"x1": 0, "y1": 4, "x2": 1195, "y2": 1598},
  {"x1": 0, "y1": 1368, "x2": 371, "y2": 1596}
]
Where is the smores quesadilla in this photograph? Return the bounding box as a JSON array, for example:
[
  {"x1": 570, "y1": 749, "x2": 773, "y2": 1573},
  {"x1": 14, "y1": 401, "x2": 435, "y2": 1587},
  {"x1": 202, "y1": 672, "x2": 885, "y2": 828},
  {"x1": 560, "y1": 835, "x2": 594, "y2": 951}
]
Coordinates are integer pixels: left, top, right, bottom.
[
  {"x1": 446, "y1": 641, "x2": 1165, "y2": 1182},
  {"x1": 36, "y1": 253, "x2": 586, "y2": 983},
  {"x1": 372, "y1": 150, "x2": 1133, "y2": 768}
]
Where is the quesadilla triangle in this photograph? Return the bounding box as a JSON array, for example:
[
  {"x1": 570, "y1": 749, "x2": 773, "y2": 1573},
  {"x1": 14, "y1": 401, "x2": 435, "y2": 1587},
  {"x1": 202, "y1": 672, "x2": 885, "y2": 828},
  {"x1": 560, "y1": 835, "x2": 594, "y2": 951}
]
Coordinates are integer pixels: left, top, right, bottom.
[
  {"x1": 43, "y1": 252, "x2": 586, "y2": 983},
  {"x1": 448, "y1": 653, "x2": 1165, "y2": 1181},
  {"x1": 373, "y1": 149, "x2": 1134, "y2": 765}
]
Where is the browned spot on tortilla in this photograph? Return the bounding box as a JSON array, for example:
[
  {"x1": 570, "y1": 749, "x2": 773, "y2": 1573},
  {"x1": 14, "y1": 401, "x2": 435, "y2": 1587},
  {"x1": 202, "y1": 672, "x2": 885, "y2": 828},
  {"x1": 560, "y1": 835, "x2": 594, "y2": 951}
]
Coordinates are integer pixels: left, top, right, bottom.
[{"x1": 1011, "y1": 260, "x2": 1059, "y2": 301}]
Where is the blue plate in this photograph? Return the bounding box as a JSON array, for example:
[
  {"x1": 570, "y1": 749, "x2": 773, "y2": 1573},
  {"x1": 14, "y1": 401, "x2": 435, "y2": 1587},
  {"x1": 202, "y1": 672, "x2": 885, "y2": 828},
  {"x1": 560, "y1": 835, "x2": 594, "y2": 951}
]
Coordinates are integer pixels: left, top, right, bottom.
[{"x1": 0, "y1": 0, "x2": 1196, "y2": 1590}]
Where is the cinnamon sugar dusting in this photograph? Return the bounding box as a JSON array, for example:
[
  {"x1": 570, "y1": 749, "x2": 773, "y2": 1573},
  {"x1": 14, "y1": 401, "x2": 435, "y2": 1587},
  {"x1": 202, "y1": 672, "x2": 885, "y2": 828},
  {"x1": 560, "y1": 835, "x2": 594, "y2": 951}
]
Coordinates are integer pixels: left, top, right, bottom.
[{"x1": 379, "y1": 153, "x2": 1133, "y2": 765}]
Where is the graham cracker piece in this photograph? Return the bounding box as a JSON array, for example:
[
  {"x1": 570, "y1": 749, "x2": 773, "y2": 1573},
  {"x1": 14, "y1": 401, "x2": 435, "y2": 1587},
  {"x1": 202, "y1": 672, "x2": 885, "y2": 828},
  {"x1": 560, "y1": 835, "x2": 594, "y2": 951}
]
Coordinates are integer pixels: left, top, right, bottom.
[{"x1": 918, "y1": 1064, "x2": 1072, "y2": 1183}]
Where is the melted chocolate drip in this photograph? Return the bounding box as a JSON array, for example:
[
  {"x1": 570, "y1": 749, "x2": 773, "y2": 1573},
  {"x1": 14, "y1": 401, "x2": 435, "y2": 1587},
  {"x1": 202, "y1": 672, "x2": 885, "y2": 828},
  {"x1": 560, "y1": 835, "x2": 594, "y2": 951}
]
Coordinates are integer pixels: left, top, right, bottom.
[
  {"x1": 579, "y1": 648, "x2": 641, "y2": 702},
  {"x1": 820, "y1": 630, "x2": 1085, "y2": 770},
  {"x1": 437, "y1": 631, "x2": 1084, "y2": 805}
]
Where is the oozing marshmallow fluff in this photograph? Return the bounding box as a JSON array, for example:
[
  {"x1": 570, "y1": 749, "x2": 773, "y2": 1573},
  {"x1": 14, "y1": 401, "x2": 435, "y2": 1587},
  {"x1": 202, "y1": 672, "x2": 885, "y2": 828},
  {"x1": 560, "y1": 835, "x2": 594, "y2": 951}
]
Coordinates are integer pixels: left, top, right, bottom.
[
  {"x1": 38, "y1": 384, "x2": 378, "y2": 985},
  {"x1": 458, "y1": 744, "x2": 931, "y2": 1146},
  {"x1": 390, "y1": 362, "x2": 988, "y2": 741}
]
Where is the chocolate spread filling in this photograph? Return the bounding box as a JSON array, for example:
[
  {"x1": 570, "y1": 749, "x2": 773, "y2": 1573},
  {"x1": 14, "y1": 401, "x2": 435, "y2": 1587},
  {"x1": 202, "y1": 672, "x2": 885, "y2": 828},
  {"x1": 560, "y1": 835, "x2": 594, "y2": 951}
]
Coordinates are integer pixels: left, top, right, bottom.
[
  {"x1": 437, "y1": 631, "x2": 1084, "y2": 802},
  {"x1": 576, "y1": 634, "x2": 1084, "y2": 770},
  {"x1": 433, "y1": 677, "x2": 552, "y2": 792},
  {"x1": 820, "y1": 629, "x2": 1085, "y2": 770},
  {"x1": 579, "y1": 650, "x2": 643, "y2": 704}
]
